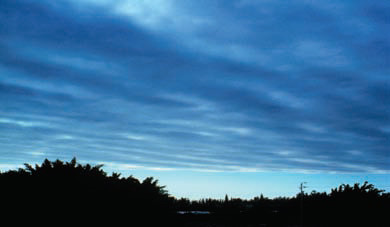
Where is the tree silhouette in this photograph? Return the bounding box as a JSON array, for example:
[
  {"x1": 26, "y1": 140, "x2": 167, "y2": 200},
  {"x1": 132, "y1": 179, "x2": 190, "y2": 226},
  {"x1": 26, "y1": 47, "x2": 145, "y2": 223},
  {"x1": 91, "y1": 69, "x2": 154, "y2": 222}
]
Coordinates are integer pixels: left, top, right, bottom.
[
  {"x1": 0, "y1": 158, "x2": 176, "y2": 225},
  {"x1": 1, "y1": 158, "x2": 389, "y2": 227}
]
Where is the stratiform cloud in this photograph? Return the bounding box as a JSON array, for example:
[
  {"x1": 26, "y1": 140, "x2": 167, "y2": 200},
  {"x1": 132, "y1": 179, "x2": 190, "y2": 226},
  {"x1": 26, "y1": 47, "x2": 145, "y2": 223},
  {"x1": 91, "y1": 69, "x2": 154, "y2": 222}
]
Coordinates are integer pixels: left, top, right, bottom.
[{"x1": 0, "y1": 0, "x2": 389, "y2": 173}]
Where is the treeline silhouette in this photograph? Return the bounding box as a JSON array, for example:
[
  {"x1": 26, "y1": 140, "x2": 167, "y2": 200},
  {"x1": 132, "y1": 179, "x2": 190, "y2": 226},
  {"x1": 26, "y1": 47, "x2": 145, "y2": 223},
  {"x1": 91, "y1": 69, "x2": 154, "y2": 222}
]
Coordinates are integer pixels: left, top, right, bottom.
[
  {"x1": 174, "y1": 183, "x2": 390, "y2": 227},
  {"x1": 0, "y1": 158, "x2": 175, "y2": 225},
  {"x1": 1, "y1": 158, "x2": 389, "y2": 227}
]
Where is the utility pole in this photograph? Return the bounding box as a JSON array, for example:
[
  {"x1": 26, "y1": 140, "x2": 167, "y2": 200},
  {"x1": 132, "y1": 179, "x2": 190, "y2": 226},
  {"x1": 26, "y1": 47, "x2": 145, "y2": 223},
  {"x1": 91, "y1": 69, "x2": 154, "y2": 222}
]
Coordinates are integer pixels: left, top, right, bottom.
[{"x1": 299, "y1": 182, "x2": 307, "y2": 227}]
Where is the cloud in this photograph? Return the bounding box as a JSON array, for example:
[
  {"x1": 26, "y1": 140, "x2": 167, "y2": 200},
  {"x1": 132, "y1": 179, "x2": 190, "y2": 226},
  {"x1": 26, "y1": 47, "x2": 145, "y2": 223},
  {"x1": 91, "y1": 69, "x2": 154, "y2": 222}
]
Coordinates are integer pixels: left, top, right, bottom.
[{"x1": 0, "y1": 0, "x2": 389, "y2": 174}]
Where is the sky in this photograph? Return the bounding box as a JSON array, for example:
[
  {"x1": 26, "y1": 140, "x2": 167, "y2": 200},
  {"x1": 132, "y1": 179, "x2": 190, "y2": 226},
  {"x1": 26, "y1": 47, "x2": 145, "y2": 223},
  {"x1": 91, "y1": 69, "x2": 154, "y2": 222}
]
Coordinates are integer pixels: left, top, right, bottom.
[{"x1": 0, "y1": 0, "x2": 389, "y2": 199}]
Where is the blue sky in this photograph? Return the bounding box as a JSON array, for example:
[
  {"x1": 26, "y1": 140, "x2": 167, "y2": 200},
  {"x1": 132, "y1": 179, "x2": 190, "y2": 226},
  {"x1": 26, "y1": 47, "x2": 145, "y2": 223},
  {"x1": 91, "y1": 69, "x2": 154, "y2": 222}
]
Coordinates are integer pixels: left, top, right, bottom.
[{"x1": 0, "y1": 0, "x2": 389, "y2": 199}]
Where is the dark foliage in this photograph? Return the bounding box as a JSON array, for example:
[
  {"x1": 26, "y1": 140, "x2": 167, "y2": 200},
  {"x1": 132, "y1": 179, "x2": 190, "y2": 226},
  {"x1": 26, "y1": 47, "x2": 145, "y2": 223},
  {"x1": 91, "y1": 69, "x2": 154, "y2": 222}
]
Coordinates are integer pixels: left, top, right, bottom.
[
  {"x1": 0, "y1": 158, "x2": 176, "y2": 225},
  {"x1": 1, "y1": 158, "x2": 389, "y2": 227},
  {"x1": 174, "y1": 183, "x2": 390, "y2": 227}
]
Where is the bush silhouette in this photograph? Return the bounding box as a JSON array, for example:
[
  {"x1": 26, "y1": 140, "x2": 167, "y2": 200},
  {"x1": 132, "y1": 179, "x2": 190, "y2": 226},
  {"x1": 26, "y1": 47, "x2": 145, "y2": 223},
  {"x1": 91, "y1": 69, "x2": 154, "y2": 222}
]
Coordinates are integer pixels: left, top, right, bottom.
[{"x1": 0, "y1": 158, "x2": 175, "y2": 225}]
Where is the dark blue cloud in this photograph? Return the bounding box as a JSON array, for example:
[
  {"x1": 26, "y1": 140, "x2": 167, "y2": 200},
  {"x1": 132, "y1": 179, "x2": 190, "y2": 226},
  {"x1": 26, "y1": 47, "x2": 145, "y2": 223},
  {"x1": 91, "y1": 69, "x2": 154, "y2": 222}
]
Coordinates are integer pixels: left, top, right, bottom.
[{"x1": 0, "y1": 0, "x2": 389, "y2": 174}]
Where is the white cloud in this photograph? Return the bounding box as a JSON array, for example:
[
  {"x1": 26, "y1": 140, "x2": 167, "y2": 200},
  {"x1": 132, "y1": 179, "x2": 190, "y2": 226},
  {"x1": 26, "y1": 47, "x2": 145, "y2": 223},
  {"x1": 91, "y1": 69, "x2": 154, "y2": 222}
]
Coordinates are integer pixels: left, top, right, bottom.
[
  {"x1": 123, "y1": 133, "x2": 149, "y2": 141},
  {"x1": 114, "y1": 0, "x2": 175, "y2": 28},
  {"x1": 0, "y1": 118, "x2": 47, "y2": 127},
  {"x1": 55, "y1": 135, "x2": 74, "y2": 140},
  {"x1": 28, "y1": 151, "x2": 46, "y2": 156}
]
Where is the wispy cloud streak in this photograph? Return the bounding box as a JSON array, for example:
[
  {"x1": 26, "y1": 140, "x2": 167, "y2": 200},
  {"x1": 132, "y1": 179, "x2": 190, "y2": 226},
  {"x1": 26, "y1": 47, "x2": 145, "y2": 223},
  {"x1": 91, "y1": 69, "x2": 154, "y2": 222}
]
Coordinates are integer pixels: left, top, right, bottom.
[{"x1": 0, "y1": 0, "x2": 389, "y2": 173}]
